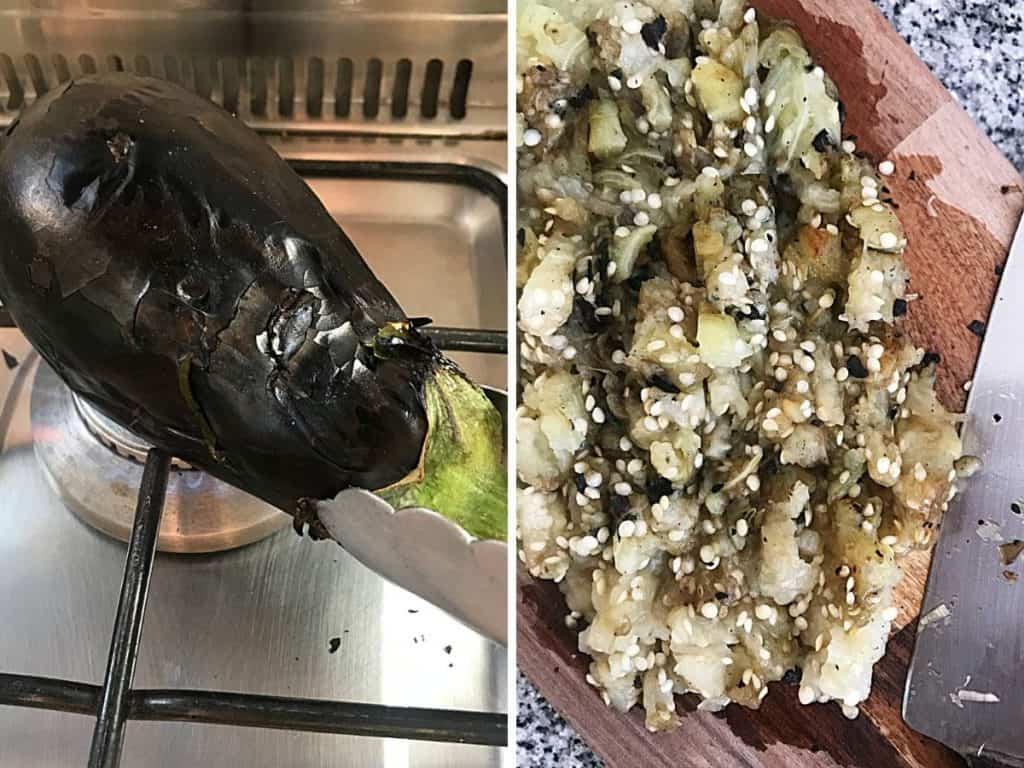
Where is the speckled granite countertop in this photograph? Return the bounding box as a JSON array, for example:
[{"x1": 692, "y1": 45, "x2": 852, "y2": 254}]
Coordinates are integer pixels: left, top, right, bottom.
[{"x1": 517, "y1": 2, "x2": 1024, "y2": 766}]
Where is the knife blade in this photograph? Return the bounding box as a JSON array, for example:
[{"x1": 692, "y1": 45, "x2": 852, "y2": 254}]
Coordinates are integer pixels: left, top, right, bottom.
[{"x1": 903, "y1": 211, "x2": 1024, "y2": 768}]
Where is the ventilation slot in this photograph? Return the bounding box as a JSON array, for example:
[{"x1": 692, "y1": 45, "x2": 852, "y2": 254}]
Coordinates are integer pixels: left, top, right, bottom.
[
  {"x1": 421, "y1": 58, "x2": 443, "y2": 119},
  {"x1": 221, "y1": 58, "x2": 240, "y2": 115},
  {"x1": 52, "y1": 54, "x2": 71, "y2": 83},
  {"x1": 306, "y1": 57, "x2": 324, "y2": 118},
  {"x1": 390, "y1": 58, "x2": 412, "y2": 119},
  {"x1": 0, "y1": 54, "x2": 22, "y2": 110},
  {"x1": 133, "y1": 54, "x2": 151, "y2": 77},
  {"x1": 335, "y1": 58, "x2": 353, "y2": 118},
  {"x1": 106, "y1": 54, "x2": 124, "y2": 73},
  {"x1": 249, "y1": 58, "x2": 268, "y2": 117},
  {"x1": 178, "y1": 59, "x2": 195, "y2": 91},
  {"x1": 79, "y1": 54, "x2": 98, "y2": 75},
  {"x1": 362, "y1": 58, "x2": 382, "y2": 118},
  {"x1": 193, "y1": 57, "x2": 214, "y2": 100},
  {"x1": 450, "y1": 59, "x2": 472, "y2": 119},
  {"x1": 277, "y1": 57, "x2": 294, "y2": 117},
  {"x1": 162, "y1": 55, "x2": 179, "y2": 83},
  {"x1": 24, "y1": 54, "x2": 47, "y2": 96}
]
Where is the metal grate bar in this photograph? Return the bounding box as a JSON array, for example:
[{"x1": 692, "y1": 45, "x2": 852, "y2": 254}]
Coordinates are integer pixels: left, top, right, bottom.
[
  {"x1": 423, "y1": 326, "x2": 506, "y2": 354},
  {"x1": 0, "y1": 429, "x2": 509, "y2": 760},
  {"x1": 0, "y1": 674, "x2": 506, "y2": 746},
  {"x1": 88, "y1": 449, "x2": 170, "y2": 768}
]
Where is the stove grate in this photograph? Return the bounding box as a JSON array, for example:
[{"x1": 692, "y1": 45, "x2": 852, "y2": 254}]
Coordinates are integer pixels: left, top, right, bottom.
[{"x1": 0, "y1": 328, "x2": 509, "y2": 765}]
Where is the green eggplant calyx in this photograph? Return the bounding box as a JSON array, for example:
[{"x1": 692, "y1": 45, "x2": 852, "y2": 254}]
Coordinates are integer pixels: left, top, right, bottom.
[
  {"x1": 375, "y1": 366, "x2": 507, "y2": 541},
  {"x1": 372, "y1": 320, "x2": 429, "y2": 359}
]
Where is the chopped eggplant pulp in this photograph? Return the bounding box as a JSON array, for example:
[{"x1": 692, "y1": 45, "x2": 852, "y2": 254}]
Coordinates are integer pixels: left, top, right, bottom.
[
  {"x1": 517, "y1": 0, "x2": 968, "y2": 729},
  {"x1": 0, "y1": 73, "x2": 506, "y2": 540}
]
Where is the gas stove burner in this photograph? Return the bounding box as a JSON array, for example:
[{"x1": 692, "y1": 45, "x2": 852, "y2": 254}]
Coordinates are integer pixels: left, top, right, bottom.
[
  {"x1": 30, "y1": 362, "x2": 290, "y2": 553},
  {"x1": 72, "y1": 394, "x2": 194, "y2": 470}
]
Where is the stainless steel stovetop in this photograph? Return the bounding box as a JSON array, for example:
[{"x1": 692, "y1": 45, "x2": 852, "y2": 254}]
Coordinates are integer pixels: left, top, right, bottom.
[{"x1": 0, "y1": 136, "x2": 508, "y2": 766}]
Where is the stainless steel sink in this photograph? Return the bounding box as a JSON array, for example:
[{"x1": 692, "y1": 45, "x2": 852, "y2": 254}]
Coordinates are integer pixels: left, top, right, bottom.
[{"x1": 0, "y1": 153, "x2": 508, "y2": 767}]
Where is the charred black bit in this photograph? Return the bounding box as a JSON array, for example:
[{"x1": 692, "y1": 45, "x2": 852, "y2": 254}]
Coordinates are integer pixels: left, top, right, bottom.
[
  {"x1": 1011, "y1": 502, "x2": 1022, "y2": 515},
  {"x1": 921, "y1": 351, "x2": 942, "y2": 367},
  {"x1": 846, "y1": 355, "x2": 869, "y2": 379},
  {"x1": 640, "y1": 15, "x2": 667, "y2": 49},
  {"x1": 967, "y1": 319, "x2": 986, "y2": 338},
  {"x1": 593, "y1": 237, "x2": 611, "y2": 275},
  {"x1": 572, "y1": 294, "x2": 606, "y2": 333},
  {"x1": 781, "y1": 668, "x2": 802, "y2": 685},
  {"x1": 645, "y1": 477, "x2": 673, "y2": 504},
  {"x1": 645, "y1": 236, "x2": 663, "y2": 261},
  {"x1": 610, "y1": 493, "x2": 631, "y2": 520},
  {"x1": 626, "y1": 263, "x2": 654, "y2": 292},
  {"x1": 892, "y1": 298, "x2": 908, "y2": 317},
  {"x1": 812, "y1": 129, "x2": 833, "y2": 153},
  {"x1": 567, "y1": 84, "x2": 594, "y2": 110},
  {"x1": 993, "y1": 413, "x2": 1002, "y2": 423},
  {"x1": 443, "y1": 644, "x2": 453, "y2": 654},
  {"x1": 328, "y1": 637, "x2": 341, "y2": 654},
  {"x1": 2, "y1": 350, "x2": 17, "y2": 369},
  {"x1": 517, "y1": 227, "x2": 526, "y2": 247},
  {"x1": 714, "y1": 591, "x2": 728, "y2": 600},
  {"x1": 649, "y1": 373, "x2": 681, "y2": 393},
  {"x1": 574, "y1": 473, "x2": 588, "y2": 493}
]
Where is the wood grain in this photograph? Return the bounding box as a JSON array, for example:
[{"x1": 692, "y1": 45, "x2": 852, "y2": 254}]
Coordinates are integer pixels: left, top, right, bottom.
[{"x1": 517, "y1": 0, "x2": 1024, "y2": 765}]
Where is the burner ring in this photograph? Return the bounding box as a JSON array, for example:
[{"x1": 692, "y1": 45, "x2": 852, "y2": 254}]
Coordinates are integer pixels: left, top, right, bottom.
[
  {"x1": 31, "y1": 363, "x2": 291, "y2": 553},
  {"x1": 72, "y1": 394, "x2": 194, "y2": 471}
]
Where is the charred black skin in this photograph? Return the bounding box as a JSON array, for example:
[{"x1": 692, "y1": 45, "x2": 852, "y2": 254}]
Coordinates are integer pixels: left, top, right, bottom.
[{"x1": 0, "y1": 74, "x2": 437, "y2": 531}]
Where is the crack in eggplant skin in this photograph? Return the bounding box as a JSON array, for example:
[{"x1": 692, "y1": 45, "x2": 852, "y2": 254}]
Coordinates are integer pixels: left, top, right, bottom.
[{"x1": 0, "y1": 73, "x2": 436, "y2": 515}]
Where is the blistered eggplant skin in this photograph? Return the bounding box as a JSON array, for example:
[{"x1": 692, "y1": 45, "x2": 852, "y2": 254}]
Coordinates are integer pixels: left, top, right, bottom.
[{"x1": 0, "y1": 74, "x2": 434, "y2": 522}]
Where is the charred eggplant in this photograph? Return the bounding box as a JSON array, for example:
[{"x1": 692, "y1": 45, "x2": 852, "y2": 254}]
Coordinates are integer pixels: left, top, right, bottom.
[{"x1": 0, "y1": 74, "x2": 505, "y2": 540}]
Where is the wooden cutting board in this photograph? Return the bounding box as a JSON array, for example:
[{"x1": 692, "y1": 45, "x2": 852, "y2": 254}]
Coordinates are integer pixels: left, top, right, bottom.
[{"x1": 517, "y1": 1, "x2": 1024, "y2": 766}]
